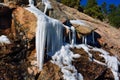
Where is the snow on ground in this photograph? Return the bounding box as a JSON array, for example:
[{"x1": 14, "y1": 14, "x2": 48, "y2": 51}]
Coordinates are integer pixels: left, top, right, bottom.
[
  {"x1": 70, "y1": 20, "x2": 88, "y2": 26},
  {"x1": 0, "y1": 35, "x2": 11, "y2": 45}
]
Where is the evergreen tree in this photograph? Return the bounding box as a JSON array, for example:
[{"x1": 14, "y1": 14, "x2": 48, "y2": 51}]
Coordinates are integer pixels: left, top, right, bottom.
[
  {"x1": 101, "y1": 2, "x2": 107, "y2": 15},
  {"x1": 108, "y1": 4, "x2": 120, "y2": 28},
  {"x1": 61, "y1": 0, "x2": 82, "y2": 11},
  {"x1": 86, "y1": 0, "x2": 97, "y2": 8},
  {"x1": 84, "y1": 0, "x2": 104, "y2": 20},
  {"x1": 109, "y1": 4, "x2": 117, "y2": 13}
]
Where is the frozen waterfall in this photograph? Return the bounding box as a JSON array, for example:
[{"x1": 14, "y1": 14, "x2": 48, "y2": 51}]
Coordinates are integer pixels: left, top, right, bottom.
[
  {"x1": 27, "y1": 0, "x2": 119, "y2": 80},
  {"x1": 27, "y1": 0, "x2": 63, "y2": 70}
]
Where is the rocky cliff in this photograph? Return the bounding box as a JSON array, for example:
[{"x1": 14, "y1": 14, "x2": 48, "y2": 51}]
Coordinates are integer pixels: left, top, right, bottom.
[{"x1": 0, "y1": 0, "x2": 120, "y2": 80}]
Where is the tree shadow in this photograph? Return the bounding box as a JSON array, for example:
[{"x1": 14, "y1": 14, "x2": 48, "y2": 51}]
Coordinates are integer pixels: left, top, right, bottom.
[{"x1": 0, "y1": 6, "x2": 13, "y2": 31}]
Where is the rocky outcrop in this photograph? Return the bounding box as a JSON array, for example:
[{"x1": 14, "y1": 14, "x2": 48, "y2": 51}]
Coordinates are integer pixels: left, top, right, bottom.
[
  {"x1": 0, "y1": 0, "x2": 120, "y2": 80},
  {"x1": 38, "y1": 62, "x2": 63, "y2": 80},
  {"x1": 12, "y1": 7, "x2": 37, "y2": 39},
  {"x1": 55, "y1": 1, "x2": 120, "y2": 59}
]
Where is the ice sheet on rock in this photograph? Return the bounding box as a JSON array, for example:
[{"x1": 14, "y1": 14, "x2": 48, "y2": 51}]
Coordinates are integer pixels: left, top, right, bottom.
[
  {"x1": 28, "y1": 0, "x2": 34, "y2": 6},
  {"x1": 0, "y1": 35, "x2": 11, "y2": 44}
]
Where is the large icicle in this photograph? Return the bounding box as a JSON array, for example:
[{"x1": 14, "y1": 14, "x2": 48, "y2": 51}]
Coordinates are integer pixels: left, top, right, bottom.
[
  {"x1": 27, "y1": 0, "x2": 63, "y2": 70},
  {"x1": 71, "y1": 26, "x2": 76, "y2": 45}
]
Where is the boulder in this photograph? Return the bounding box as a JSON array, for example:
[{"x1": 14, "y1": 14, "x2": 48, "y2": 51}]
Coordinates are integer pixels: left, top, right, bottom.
[
  {"x1": 35, "y1": 0, "x2": 68, "y2": 23},
  {"x1": 12, "y1": 7, "x2": 37, "y2": 39}
]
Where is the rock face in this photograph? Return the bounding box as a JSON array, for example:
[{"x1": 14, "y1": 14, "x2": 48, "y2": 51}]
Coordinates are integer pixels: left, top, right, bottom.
[
  {"x1": 12, "y1": 7, "x2": 37, "y2": 39},
  {"x1": 38, "y1": 62, "x2": 63, "y2": 80},
  {"x1": 0, "y1": 0, "x2": 120, "y2": 80}
]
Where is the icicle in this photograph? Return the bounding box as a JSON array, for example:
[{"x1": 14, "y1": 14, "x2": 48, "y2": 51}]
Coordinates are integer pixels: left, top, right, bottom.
[
  {"x1": 42, "y1": 0, "x2": 52, "y2": 14},
  {"x1": 82, "y1": 36, "x2": 84, "y2": 44},
  {"x1": 84, "y1": 36, "x2": 87, "y2": 45},
  {"x1": 82, "y1": 36, "x2": 87, "y2": 45},
  {"x1": 71, "y1": 26, "x2": 76, "y2": 45},
  {"x1": 92, "y1": 31, "x2": 95, "y2": 44},
  {"x1": 28, "y1": 0, "x2": 34, "y2": 6}
]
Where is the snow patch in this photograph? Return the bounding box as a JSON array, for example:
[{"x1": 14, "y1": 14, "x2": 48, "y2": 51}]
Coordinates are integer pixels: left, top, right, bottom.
[
  {"x1": 70, "y1": 20, "x2": 87, "y2": 26},
  {"x1": 0, "y1": 35, "x2": 11, "y2": 44}
]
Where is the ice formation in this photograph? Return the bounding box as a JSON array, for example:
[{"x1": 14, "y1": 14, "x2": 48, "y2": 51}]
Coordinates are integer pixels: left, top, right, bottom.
[
  {"x1": 71, "y1": 26, "x2": 76, "y2": 45},
  {"x1": 71, "y1": 20, "x2": 119, "y2": 80},
  {"x1": 0, "y1": 35, "x2": 11, "y2": 45},
  {"x1": 27, "y1": 0, "x2": 63, "y2": 70},
  {"x1": 27, "y1": 0, "x2": 119, "y2": 79},
  {"x1": 42, "y1": 0, "x2": 52, "y2": 14}
]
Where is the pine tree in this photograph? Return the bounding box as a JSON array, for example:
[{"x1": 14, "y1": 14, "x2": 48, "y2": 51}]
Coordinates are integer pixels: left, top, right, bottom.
[
  {"x1": 86, "y1": 0, "x2": 97, "y2": 8},
  {"x1": 101, "y1": 2, "x2": 107, "y2": 14},
  {"x1": 108, "y1": 4, "x2": 120, "y2": 28},
  {"x1": 84, "y1": 0, "x2": 104, "y2": 20},
  {"x1": 61, "y1": 0, "x2": 82, "y2": 10}
]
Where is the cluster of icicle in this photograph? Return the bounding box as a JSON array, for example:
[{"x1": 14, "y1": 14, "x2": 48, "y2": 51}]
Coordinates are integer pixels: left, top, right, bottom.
[
  {"x1": 27, "y1": 0, "x2": 63, "y2": 70},
  {"x1": 27, "y1": 0, "x2": 119, "y2": 80}
]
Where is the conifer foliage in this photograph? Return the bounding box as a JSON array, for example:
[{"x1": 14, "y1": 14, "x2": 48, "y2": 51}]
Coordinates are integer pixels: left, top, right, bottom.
[
  {"x1": 84, "y1": 0, "x2": 104, "y2": 21},
  {"x1": 61, "y1": 0, "x2": 81, "y2": 10}
]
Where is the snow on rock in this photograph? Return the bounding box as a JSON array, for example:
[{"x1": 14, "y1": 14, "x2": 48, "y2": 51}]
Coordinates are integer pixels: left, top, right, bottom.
[
  {"x1": 70, "y1": 20, "x2": 87, "y2": 26},
  {"x1": 92, "y1": 48, "x2": 119, "y2": 80},
  {"x1": 51, "y1": 45, "x2": 83, "y2": 80},
  {"x1": 0, "y1": 35, "x2": 11, "y2": 45}
]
